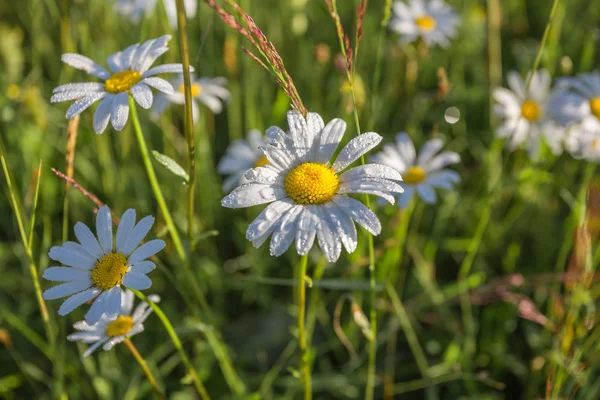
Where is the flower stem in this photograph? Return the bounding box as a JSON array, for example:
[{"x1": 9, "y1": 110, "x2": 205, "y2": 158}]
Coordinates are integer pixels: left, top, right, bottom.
[
  {"x1": 132, "y1": 290, "x2": 210, "y2": 400},
  {"x1": 297, "y1": 254, "x2": 312, "y2": 400},
  {"x1": 173, "y1": 0, "x2": 197, "y2": 253},
  {"x1": 123, "y1": 338, "x2": 164, "y2": 399},
  {"x1": 129, "y1": 96, "x2": 186, "y2": 260}
]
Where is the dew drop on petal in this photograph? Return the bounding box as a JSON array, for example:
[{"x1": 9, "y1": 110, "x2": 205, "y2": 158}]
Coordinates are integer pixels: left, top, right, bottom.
[{"x1": 265, "y1": 208, "x2": 279, "y2": 221}]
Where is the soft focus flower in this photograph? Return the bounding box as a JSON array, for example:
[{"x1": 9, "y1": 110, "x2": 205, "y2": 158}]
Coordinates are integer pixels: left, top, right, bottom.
[
  {"x1": 42, "y1": 206, "x2": 164, "y2": 325},
  {"x1": 114, "y1": 0, "x2": 198, "y2": 29},
  {"x1": 217, "y1": 130, "x2": 270, "y2": 192},
  {"x1": 565, "y1": 125, "x2": 600, "y2": 162},
  {"x1": 152, "y1": 75, "x2": 230, "y2": 121},
  {"x1": 493, "y1": 69, "x2": 560, "y2": 157},
  {"x1": 51, "y1": 35, "x2": 188, "y2": 133},
  {"x1": 389, "y1": 0, "x2": 460, "y2": 48},
  {"x1": 221, "y1": 110, "x2": 404, "y2": 262},
  {"x1": 67, "y1": 290, "x2": 159, "y2": 357},
  {"x1": 371, "y1": 133, "x2": 460, "y2": 208}
]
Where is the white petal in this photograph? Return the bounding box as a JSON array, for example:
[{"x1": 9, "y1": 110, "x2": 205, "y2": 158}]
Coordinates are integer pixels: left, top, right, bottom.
[
  {"x1": 67, "y1": 332, "x2": 104, "y2": 343},
  {"x1": 417, "y1": 184, "x2": 437, "y2": 203},
  {"x1": 130, "y1": 261, "x2": 156, "y2": 274},
  {"x1": 394, "y1": 133, "x2": 417, "y2": 165},
  {"x1": 131, "y1": 83, "x2": 154, "y2": 109},
  {"x1": 83, "y1": 339, "x2": 109, "y2": 357},
  {"x1": 53, "y1": 82, "x2": 105, "y2": 93},
  {"x1": 339, "y1": 164, "x2": 403, "y2": 182},
  {"x1": 61, "y1": 53, "x2": 110, "y2": 79},
  {"x1": 142, "y1": 63, "x2": 185, "y2": 78},
  {"x1": 116, "y1": 209, "x2": 136, "y2": 254},
  {"x1": 398, "y1": 186, "x2": 415, "y2": 209},
  {"x1": 74, "y1": 222, "x2": 104, "y2": 259},
  {"x1": 338, "y1": 178, "x2": 404, "y2": 204},
  {"x1": 423, "y1": 151, "x2": 460, "y2": 172},
  {"x1": 62, "y1": 242, "x2": 98, "y2": 265},
  {"x1": 127, "y1": 239, "x2": 166, "y2": 264},
  {"x1": 314, "y1": 118, "x2": 346, "y2": 164},
  {"x1": 141, "y1": 77, "x2": 175, "y2": 94},
  {"x1": 325, "y1": 202, "x2": 357, "y2": 253},
  {"x1": 43, "y1": 267, "x2": 91, "y2": 282},
  {"x1": 121, "y1": 289, "x2": 135, "y2": 316},
  {"x1": 65, "y1": 93, "x2": 106, "y2": 119},
  {"x1": 332, "y1": 132, "x2": 382, "y2": 172},
  {"x1": 426, "y1": 170, "x2": 461, "y2": 189},
  {"x1": 58, "y1": 288, "x2": 100, "y2": 316},
  {"x1": 96, "y1": 205, "x2": 113, "y2": 254},
  {"x1": 315, "y1": 207, "x2": 342, "y2": 263},
  {"x1": 269, "y1": 205, "x2": 303, "y2": 257},
  {"x1": 244, "y1": 167, "x2": 282, "y2": 185},
  {"x1": 221, "y1": 183, "x2": 287, "y2": 208},
  {"x1": 121, "y1": 215, "x2": 155, "y2": 256},
  {"x1": 110, "y1": 92, "x2": 130, "y2": 131},
  {"x1": 507, "y1": 71, "x2": 525, "y2": 100},
  {"x1": 105, "y1": 286, "x2": 122, "y2": 320},
  {"x1": 123, "y1": 272, "x2": 152, "y2": 290},
  {"x1": 287, "y1": 110, "x2": 312, "y2": 161},
  {"x1": 85, "y1": 290, "x2": 110, "y2": 325},
  {"x1": 43, "y1": 279, "x2": 93, "y2": 300},
  {"x1": 332, "y1": 195, "x2": 381, "y2": 235},
  {"x1": 49, "y1": 246, "x2": 96, "y2": 270},
  {"x1": 246, "y1": 198, "x2": 295, "y2": 241},
  {"x1": 93, "y1": 95, "x2": 114, "y2": 134},
  {"x1": 416, "y1": 139, "x2": 444, "y2": 166},
  {"x1": 295, "y1": 206, "x2": 319, "y2": 256}
]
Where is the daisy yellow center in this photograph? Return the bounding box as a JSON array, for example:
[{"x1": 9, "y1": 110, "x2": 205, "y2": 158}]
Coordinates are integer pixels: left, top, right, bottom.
[
  {"x1": 521, "y1": 100, "x2": 541, "y2": 121},
  {"x1": 254, "y1": 155, "x2": 270, "y2": 168},
  {"x1": 104, "y1": 70, "x2": 142, "y2": 94},
  {"x1": 178, "y1": 83, "x2": 202, "y2": 97},
  {"x1": 403, "y1": 166, "x2": 426, "y2": 184},
  {"x1": 589, "y1": 97, "x2": 600, "y2": 120},
  {"x1": 105, "y1": 316, "x2": 133, "y2": 337},
  {"x1": 284, "y1": 162, "x2": 339, "y2": 205},
  {"x1": 415, "y1": 15, "x2": 436, "y2": 31},
  {"x1": 91, "y1": 253, "x2": 128, "y2": 291}
]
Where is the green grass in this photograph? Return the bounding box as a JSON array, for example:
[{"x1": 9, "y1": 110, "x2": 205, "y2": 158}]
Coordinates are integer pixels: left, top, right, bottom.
[{"x1": 1, "y1": 0, "x2": 600, "y2": 398}]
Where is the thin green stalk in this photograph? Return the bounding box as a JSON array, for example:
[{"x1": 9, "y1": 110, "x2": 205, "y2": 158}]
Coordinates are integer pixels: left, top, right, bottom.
[
  {"x1": 124, "y1": 338, "x2": 164, "y2": 399},
  {"x1": 297, "y1": 254, "x2": 312, "y2": 400},
  {"x1": 524, "y1": 0, "x2": 561, "y2": 89},
  {"x1": 132, "y1": 290, "x2": 210, "y2": 400},
  {"x1": 28, "y1": 161, "x2": 43, "y2": 251},
  {"x1": 129, "y1": 96, "x2": 186, "y2": 260},
  {"x1": 386, "y1": 283, "x2": 430, "y2": 378},
  {"x1": 174, "y1": 0, "x2": 197, "y2": 253},
  {"x1": 487, "y1": 0, "x2": 502, "y2": 126}
]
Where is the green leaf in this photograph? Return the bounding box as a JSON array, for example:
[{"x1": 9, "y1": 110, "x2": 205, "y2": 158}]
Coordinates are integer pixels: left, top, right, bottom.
[{"x1": 152, "y1": 151, "x2": 189, "y2": 183}]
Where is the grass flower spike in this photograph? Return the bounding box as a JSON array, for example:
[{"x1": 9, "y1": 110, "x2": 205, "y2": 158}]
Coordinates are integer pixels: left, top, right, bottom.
[
  {"x1": 389, "y1": 0, "x2": 460, "y2": 48},
  {"x1": 51, "y1": 35, "x2": 189, "y2": 133},
  {"x1": 152, "y1": 75, "x2": 230, "y2": 121},
  {"x1": 42, "y1": 206, "x2": 165, "y2": 324},
  {"x1": 221, "y1": 110, "x2": 404, "y2": 262},
  {"x1": 67, "y1": 290, "x2": 160, "y2": 357},
  {"x1": 371, "y1": 133, "x2": 460, "y2": 208},
  {"x1": 217, "y1": 129, "x2": 270, "y2": 192}
]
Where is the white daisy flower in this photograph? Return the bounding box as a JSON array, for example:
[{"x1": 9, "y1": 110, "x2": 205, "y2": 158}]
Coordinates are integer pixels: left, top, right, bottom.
[
  {"x1": 493, "y1": 69, "x2": 559, "y2": 158},
  {"x1": 217, "y1": 129, "x2": 270, "y2": 192},
  {"x1": 42, "y1": 206, "x2": 165, "y2": 325},
  {"x1": 114, "y1": 0, "x2": 198, "y2": 29},
  {"x1": 51, "y1": 35, "x2": 190, "y2": 133},
  {"x1": 371, "y1": 133, "x2": 460, "y2": 208},
  {"x1": 152, "y1": 75, "x2": 230, "y2": 121},
  {"x1": 565, "y1": 125, "x2": 600, "y2": 162},
  {"x1": 67, "y1": 290, "x2": 160, "y2": 357},
  {"x1": 389, "y1": 0, "x2": 460, "y2": 48},
  {"x1": 221, "y1": 110, "x2": 404, "y2": 263}
]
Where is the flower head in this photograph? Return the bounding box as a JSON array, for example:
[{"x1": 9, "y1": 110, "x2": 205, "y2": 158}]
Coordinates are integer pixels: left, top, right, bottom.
[
  {"x1": 42, "y1": 206, "x2": 165, "y2": 324},
  {"x1": 67, "y1": 290, "x2": 159, "y2": 357},
  {"x1": 565, "y1": 125, "x2": 600, "y2": 162},
  {"x1": 371, "y1": 133, "x2": 460, "y2": 208},
  {"x1": 217, "y1": 129, "x2": 270, "y2": 192},
  {"x1": 221, "y1": 110, "x2": 404, "y2": 262},
  {"x1": 51, "y1": 35, "x2": 189, "y2": 133},
  {"x1": 493, "y1": 69, "x2": 561, "y2": 158},
  {"x1": 151, "y1": 75, "x2": 230, "y2": 121},
  {"x1": 114, "y1": 0, "x2": 198, "y2": 29},
  {"x1": 389, "y1": 0, "x2": 460, "y2": 48}
]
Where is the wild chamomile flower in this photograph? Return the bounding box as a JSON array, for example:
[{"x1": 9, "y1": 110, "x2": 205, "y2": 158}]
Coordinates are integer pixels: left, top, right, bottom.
[
  {"x1": 371, "y1": 133, "x2": 460, "y2": 208},
  {"x1": 493, "y1": 69, "x2": 558, "y2": 158},
  {"x1": 42, "y1": 206, "x2": 164, "y2": 325},
  {"x1": 67, "y1": 290, "x2": 159, "y2": 357},
  {"x1": 389, "y1": 0, "x2": 460, "y2": 48},
  {"x1": 565, "y1": 126, "x2": 600, "y2": 162},
  {"x1": 51, "y1": 35, "x2": 189, "y2": 133},
  {"x1": 217, "y1": 129, "x2": 270, "y2": 192},
  {"x1": 152, "y1": 75, "x2": 230, "y2": 121},
  {"x1": 114, "y1": 0, "x2": 198, "y2": 29},
  {"x1": 221, "y1": 110, "x2": 404, "y2": 263}
]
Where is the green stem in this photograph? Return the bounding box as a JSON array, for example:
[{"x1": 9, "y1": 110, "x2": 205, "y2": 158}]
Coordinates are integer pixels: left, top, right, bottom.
[
  {"x1": 124, "y1": 338, "x2": 164, "y2": 399},
  {"x1": 129, "y1": 96, "x2": 186, "y2": 260},
  {"x1": 297, "y1": 254, "x2": 312, "y2": 400},
  {"x1": 132, "y1": 290, "x2": 210, "y2": 400},
  {"x1": 524, "y1": 0, "x2": 561, "y2": 89}
]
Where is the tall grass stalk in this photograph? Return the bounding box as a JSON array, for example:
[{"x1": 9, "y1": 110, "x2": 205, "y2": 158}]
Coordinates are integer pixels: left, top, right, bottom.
[
  {"x1": 124, "y1": 338, "x2": 164, "y2": 399},
  {"x1": 297, "y1": 254, "x2": 312, "y2": 399}
]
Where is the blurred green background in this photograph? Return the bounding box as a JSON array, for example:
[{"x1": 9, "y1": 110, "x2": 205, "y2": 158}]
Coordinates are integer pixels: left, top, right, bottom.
[{"x1": 1, "y1": 0, "x2": 600, "y2": 398}]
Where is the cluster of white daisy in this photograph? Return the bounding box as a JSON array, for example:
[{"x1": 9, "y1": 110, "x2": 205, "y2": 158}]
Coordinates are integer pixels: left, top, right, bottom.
[{"x1": 493, "y1": 69, "x2": 600, "y2": 162}]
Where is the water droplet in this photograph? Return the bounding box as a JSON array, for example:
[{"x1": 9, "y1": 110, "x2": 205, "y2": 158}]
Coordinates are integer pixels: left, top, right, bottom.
[
  {"x1": 259, "y1": 188, "x2": 274, "y2": 199},
  {"x1": 444, "y1": 107, "x2": 460, "y2": 124},
  {"x1": 257, "y1": 221, "x2": 269, "y2": 232},
  {"x1": 265, "y1": 208, "x2": 279, "y2": 221}
]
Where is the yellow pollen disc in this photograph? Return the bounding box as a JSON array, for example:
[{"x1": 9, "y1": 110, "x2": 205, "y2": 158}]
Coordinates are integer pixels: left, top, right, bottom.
[
  {"x1": 254, "y1": 155, "x2": 270, "y2": 168},
  {"x1": 415, "y1": 15, "x2": 437, "y2": 31},
  {"x1": 589, "y1": 97, "x2": 600, "y2": 120},
  {"x1": 284, "y1": 162, "x2": 339, "y2": 205},
  {"x1": 104, "y1": 70, "x2": 142, "y2": 94},
  {"x1": 106, "y1": 316, "x2": 134, "y2": 337},
  {"x1": 403, "y1": 166, "x2": 426, "y2": 184},
  {"x1": 178, "y1": 83, "x2": 202, "y2": 97},
  {"x1": 91, "y1": 253, "x2": 128, "y2": 291},
  {"x1": 521, "y1": 100, "x2": 541, "y2": 122}
]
